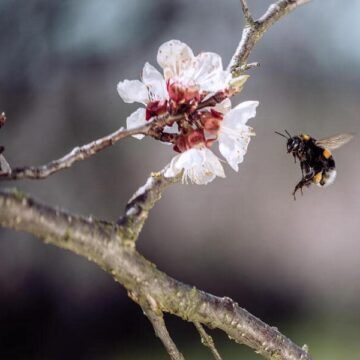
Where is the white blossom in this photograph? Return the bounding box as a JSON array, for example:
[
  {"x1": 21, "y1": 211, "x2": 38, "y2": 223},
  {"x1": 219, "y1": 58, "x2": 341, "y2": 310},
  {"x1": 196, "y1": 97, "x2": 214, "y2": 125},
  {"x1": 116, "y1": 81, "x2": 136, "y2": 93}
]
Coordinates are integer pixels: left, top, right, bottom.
[
  {"x1": 164, "y1": 147, "x2": 225, "y2": 185},
  {"x1": 214, "y1": 98, "x2": 232, "y2": 114},
  {"x1": 126, "y1": 108, "x2": 147, "y2": 140},
  {"x1": 117, "y1": 40, "x2": 232, "y2": 139},
  {"x1": 117, "y1": 39, "x2": 231, "y2": 107},
  {"x1": 218, "y1": 101, "x2": 259, "y2": 171},
  {"x1": 117, "y1": 63, "x2": 168, "y2": 139},
  {"x1": 117, "y1": 39, "x2": 260, "y2": 185},
  {"x1": 117, "y1": 63, "x2": 167, "y2": 105},
  {"x1": 157, "y1": 40, "x2": 230, "y2": 92},
  {"x1": 117, "y1": 79, "x2": 149, "y2": 105}
]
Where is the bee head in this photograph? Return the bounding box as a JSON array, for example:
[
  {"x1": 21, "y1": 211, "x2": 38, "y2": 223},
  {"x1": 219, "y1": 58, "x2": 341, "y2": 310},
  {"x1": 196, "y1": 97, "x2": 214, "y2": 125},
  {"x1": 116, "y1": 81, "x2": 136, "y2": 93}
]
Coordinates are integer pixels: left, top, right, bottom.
[
  {"x1": 286, "y1": 136, "x2": 302, "y2": 153},
  {"x1": 275, "y1": 130, "x2": 301, "y2": 153}
]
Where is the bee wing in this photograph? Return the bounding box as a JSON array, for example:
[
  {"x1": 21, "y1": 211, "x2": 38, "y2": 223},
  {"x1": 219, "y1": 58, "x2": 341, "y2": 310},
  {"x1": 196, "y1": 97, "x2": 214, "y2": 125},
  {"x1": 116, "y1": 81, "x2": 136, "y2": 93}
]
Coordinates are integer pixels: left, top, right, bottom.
[{"x1": 315, "y1": 133, "x2": 354, "y2": 150}]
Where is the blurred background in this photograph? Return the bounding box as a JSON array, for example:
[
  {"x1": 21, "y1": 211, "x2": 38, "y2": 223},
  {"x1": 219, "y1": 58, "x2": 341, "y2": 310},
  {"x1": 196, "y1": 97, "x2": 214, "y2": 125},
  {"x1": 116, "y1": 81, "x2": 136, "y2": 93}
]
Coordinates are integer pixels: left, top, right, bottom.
[{"x1": 0, "y1": 0, "x2": 359, "y2": 359}]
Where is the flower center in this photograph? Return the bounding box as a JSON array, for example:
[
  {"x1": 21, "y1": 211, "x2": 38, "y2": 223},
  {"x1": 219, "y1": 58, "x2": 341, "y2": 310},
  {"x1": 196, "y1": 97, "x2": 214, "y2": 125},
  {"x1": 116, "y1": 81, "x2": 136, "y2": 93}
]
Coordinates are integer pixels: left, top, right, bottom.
[
  {"x1": 173, "y1": 130, "x2": 206, "y2": 153},
  {"x1": 167, "y1": 80, "x2": 203, "y2": 115},
  {"x1": 146, "y1": 100, "x2": 168, "y2": 121},
  {"x1": 200, "y1": 109, "x2": 223, "y2": 134}
]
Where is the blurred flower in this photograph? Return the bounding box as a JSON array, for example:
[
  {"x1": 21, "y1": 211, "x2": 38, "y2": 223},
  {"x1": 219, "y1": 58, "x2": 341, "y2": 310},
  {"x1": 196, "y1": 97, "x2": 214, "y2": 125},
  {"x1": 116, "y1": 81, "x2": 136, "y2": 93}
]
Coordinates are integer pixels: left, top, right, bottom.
[
  {"x1": 0, "y1": 153, "x2": 11, "y2": 174},
  {"x1": 0, "y1": 112, "x2": 6, "y2": 128}
]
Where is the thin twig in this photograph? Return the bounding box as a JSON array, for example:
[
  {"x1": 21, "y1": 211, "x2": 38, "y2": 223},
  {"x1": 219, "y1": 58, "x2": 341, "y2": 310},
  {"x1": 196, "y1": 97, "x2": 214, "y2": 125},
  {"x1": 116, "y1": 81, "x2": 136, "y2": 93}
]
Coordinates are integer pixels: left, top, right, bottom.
[
  {"x1": 243, "y1": 61, "x2": 260, "y2": 70},
  {"x1": 229, "y1": 0, "x2": 311, "y2": 75},
  {"x1": 230, "y1": 61, "x2": 260, "y2": 77},
  {"x1": 0, "y1": 123, "x2": 151, "y2": 180},
  {"x1": 240, "y1": 0, "x2": 255, "y2": 26},
  {"x1": 0, "y1": 92, "x2": 227, "y2": 182},
  {"x1": 194, "y1": 322, "x2": 222, "y2": 360},
  {"x1": 223, "y1": 61, "x2": 260, "y2": 78},
  {"x1": 142, "y1": 307, "x2": 185, "y2": 360}
]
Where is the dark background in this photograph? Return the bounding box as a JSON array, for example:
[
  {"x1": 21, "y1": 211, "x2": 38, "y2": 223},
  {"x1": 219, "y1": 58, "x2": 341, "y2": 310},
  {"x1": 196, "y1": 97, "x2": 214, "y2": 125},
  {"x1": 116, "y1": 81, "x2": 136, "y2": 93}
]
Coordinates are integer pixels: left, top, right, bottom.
[{"x1": 0, "y1": 0, "x2": 360, "y2": 359}]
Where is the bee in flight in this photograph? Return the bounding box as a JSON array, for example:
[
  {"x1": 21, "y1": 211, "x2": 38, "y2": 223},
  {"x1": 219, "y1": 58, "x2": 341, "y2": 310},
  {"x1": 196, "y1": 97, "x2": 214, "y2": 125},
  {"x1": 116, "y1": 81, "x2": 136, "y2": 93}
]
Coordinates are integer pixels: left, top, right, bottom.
[{"x1": 275, "y1": 130, "x2": 353, "y2": 199}]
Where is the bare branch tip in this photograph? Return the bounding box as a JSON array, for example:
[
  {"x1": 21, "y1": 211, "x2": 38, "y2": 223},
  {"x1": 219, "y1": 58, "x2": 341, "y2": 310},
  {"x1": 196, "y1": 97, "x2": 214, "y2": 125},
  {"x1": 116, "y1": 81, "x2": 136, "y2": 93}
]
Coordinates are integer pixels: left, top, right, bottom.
[
  {"x1": 144, "y1": 307, "x2": 185, "y2": 360},
  {"x1": 240, "y1": 0, "x2": 255, "y2": 26},
  {"x1": 195, "y1": 322, "x2": 223, "y2": 360}
]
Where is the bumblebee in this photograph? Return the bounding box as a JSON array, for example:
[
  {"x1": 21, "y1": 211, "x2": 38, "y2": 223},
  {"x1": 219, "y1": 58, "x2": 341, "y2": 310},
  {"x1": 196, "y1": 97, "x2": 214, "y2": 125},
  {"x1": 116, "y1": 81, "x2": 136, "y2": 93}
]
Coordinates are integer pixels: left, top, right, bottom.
[{"x1": 276, "y1": 130, "x2": 353, "y2": 199}]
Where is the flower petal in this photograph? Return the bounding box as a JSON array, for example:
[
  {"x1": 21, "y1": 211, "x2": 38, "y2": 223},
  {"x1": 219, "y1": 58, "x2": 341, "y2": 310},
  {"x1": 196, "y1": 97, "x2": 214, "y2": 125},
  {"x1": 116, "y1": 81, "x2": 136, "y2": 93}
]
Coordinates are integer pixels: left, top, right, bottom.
[
  {"x1": 164, "y1": 148, "x2": 225, "y2": 185},
  {"x1": 214, "y1": 98, "x2": 232, "y2": 114},
  {"x1": 117, "y1": 80, "x2": 149, "y2": 105},
  {"x1": 223, "y1": 101, "x2": 259, "y2": 128},
  {"x1": 157, "y1": 40, "x2": 194, "y2": 79},
  {"x1": 142, "y1": 62, "x2": 168, "y2": 101},
  {"x1": 219, "y1": 134, "x2": 250, "y2": 172},
  {"x1": 126, "y1": 108, "x2": 147, "y2": 140},
  {"x1": 202, "y1": 148, "x2": 226, "y2": 180},
  {"x1": 181, "y1": 52, "x2": 230, "y2": 92},
  {"x1": 218, "y1": 101, "x2": 259, "y2": 171}
]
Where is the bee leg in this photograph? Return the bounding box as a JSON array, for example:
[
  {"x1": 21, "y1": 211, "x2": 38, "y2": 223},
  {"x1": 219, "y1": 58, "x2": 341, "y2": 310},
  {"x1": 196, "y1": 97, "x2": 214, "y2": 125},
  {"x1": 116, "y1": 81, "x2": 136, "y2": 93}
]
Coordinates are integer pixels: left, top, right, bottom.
[
  {"x1": 292, "y1": 181, "x2": 304, "y2": 200},
  {"x1": 292, "y1": 177, "x2": 312, "y2": 200}
]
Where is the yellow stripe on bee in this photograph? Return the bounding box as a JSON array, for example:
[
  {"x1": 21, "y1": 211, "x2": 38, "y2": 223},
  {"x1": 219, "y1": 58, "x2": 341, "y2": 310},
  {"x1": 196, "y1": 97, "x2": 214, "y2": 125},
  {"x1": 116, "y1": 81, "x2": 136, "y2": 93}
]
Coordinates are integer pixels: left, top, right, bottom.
[
  {"x1": 323, "y1": 148, "x2": 332, "y2": 159},
  {"x1": 313, "y1": 172, "x2": 322, "y2": 184},
  {"x1": 302, "y1": 134, "x2": 310, "y2": 141}
]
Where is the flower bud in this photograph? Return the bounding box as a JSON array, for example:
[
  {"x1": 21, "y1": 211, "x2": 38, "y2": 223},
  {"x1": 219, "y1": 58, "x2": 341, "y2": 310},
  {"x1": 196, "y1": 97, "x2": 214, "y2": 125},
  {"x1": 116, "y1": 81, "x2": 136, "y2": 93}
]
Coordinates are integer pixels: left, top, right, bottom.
[
  {"x1": 187, "y1": 130, "x2": 205, "y2": 148},
  {"x1": 200, "y1": 110, "x2": 223, "y2": 134},
  {"x1": 228, "y1": 75, "x2": 250, "y2": 94}
]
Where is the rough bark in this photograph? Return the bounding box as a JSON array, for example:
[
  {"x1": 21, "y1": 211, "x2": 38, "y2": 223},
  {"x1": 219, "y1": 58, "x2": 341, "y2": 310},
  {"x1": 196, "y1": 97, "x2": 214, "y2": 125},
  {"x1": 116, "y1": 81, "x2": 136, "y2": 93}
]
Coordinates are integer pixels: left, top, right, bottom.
[{"x1": 0, "y1": 187, "x2": 312, "y2": 360}]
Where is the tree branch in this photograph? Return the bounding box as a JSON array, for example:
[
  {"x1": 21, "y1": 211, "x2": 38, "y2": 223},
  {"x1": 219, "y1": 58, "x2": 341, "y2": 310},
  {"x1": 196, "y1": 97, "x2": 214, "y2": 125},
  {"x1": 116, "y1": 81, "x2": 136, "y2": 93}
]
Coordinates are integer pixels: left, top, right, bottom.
[
  {"x1": 0, "y1": 188, "x2": 312, "y2": 360},
  {"x1": 228, "y1": 0, "x2": 311, "y2": 75},
  {"x1": 143, "y1": 306, "x2": 185, "y2": 360},
  {"x1": 0, "y1": 91, "x2": 227, "y2": 182},
  {"x1": 0, "y1": 124, "x2": 151, "y2": 180},
  {"x1": 117, "y1": 169, "x2": 181, "y2": 242},
  {"x1": 240, "y1": 0, "x2": 255, "y2": 26},
  {"x1": 194, "y1": 322, "x2": 222, "y2": 360},
  {"x1": 0, "y1": 1, "x2": 315, "y2": 359}
]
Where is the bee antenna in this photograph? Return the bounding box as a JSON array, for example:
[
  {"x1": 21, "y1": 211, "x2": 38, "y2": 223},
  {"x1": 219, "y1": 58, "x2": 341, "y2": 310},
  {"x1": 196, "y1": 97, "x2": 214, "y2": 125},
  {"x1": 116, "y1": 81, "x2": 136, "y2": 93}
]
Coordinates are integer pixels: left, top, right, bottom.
[
  {"x1": 284, "y1": 129, "x2": 292, "y2": 138},
  {"x1": 274, "y1": 131, "x2": 288, "y2": 139}
]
